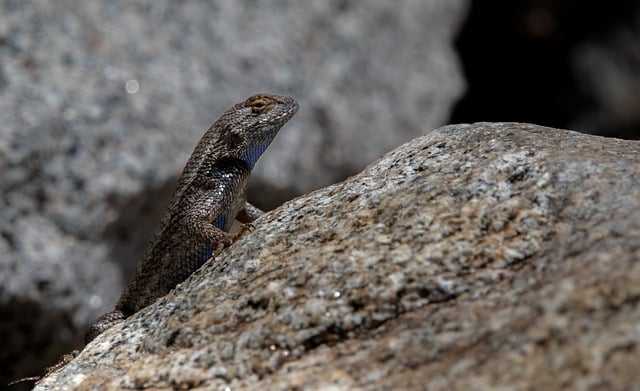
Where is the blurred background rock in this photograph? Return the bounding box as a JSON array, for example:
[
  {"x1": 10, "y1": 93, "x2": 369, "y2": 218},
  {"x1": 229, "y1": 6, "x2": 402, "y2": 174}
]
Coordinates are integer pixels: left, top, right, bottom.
[
  {"x1": 453, "y1": 0, "x2": 640, "y2": 139},
  {"x1": 0, "y1": 0, "x2": 638, "y2": 386}
]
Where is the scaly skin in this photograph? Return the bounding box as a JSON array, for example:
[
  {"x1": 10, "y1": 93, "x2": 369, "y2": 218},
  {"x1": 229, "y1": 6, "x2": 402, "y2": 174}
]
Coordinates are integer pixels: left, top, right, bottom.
[{"x1": 85, "y1": 94, "x2": 298, "y2": 343}]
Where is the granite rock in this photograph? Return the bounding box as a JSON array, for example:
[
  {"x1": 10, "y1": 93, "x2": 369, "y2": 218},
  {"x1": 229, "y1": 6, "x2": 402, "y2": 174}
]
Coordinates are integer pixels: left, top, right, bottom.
[
  {"x1": 37, "y1": 123, "x2": 640, "y2": 390},
  {"x1": 0, "y1": 1, "x2": 468, "y2": 382}
]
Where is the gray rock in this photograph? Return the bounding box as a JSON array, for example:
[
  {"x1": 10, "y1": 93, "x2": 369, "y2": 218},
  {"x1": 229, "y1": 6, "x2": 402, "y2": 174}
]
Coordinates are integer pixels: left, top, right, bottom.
[
  {"x1": 0, "y1": 1, "x2": 467, "y2": 382},
  {"x1": 37, "y1": 123, "x2": 640, "y2": 390}
]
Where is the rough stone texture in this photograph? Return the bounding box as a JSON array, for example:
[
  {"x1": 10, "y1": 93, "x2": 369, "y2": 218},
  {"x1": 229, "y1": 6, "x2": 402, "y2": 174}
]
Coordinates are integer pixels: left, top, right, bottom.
[
  {"x1": 37, "y1": 123, "x2": 640, "y2": 390},
  {"x1": 0, "y1": 1, "x2": 467, "y2": 383}
]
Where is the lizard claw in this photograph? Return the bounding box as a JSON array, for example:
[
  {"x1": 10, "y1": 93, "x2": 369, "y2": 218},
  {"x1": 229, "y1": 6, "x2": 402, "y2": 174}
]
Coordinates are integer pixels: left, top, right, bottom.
[
  {"x1": 212, "y1": 233, "x2": 233, "y2": 257},
  {"x1": 241, "y1": 222, "x2": 256, "y2": 233},
  {"x1": 218, "y1": 235, "x2": 232, "y2": 249},
  {"x1": 231, "y1": 223, "x2": 254, "y2": 242}
]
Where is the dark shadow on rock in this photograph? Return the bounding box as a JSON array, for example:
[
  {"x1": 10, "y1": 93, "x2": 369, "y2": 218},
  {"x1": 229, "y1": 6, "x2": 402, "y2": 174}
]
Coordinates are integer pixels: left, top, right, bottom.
[{"x1": 0, "y1": 299, "x2": 82, "y2": 390}]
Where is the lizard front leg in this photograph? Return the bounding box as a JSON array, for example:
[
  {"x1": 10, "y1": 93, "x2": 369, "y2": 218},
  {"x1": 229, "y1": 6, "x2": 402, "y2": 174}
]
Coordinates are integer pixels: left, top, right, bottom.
[
  {"x1": 232, "y1": 202, "x2": 265, "y2": 241},
  {"x1": 237, "y1": 202, "x2": 264, "y2": 223}
]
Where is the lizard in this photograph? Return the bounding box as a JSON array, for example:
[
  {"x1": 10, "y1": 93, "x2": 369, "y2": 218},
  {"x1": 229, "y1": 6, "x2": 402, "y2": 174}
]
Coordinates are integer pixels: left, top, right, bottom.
[
  {"x1": 84, "y1": 93, "x2": 298, "y2": 342},
  {"x1": 8, "y1": 94, "x2": 297, "y2": 388},
  {"x1": 8, "y1": 94, "x2": 298, "y2": 386},
  {"x1": 9, "y1": 93, "x2": 297, "y2": 388}
]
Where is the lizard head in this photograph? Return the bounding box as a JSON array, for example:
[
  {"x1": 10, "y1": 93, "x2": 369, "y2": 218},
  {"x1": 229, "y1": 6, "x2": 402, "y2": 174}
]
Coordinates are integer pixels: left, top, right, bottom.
[{"x1": 217, "y1": 94, "x2": 298, "y2": 168}]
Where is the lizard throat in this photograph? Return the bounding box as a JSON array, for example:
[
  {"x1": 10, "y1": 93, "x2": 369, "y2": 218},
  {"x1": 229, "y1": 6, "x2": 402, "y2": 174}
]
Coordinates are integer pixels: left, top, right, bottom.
[{"x1": 243, "y1": 141, "x2": 271, "y2": 168}]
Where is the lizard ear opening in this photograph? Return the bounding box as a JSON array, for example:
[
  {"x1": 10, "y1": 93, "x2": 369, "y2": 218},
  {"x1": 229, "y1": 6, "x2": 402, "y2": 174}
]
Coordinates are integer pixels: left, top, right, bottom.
[{"x1": 222, "y1": 126, "x2": 244, "y2": 149}]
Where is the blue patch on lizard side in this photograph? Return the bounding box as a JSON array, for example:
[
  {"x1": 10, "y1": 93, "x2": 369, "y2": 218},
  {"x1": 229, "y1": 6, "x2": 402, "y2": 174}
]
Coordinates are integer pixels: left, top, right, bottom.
[
  {"x1": 214, "y1": 214, "x2": 227, "y2": 229},
  {"x1": 200, "y1": 214, "x2": 227, "y2": 267},
  {"x1": 201, "y1": 245, "x2": 214, "y2": 267}
]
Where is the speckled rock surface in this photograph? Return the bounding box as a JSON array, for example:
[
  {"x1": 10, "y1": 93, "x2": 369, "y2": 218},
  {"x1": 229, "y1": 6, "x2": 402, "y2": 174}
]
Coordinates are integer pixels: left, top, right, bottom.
[
  {"x1": 0, "y1": 1, "x2": 467, "y2": 383},
  {"x1": 37, "y1": 123, "x2": 640, "y2": 390}
]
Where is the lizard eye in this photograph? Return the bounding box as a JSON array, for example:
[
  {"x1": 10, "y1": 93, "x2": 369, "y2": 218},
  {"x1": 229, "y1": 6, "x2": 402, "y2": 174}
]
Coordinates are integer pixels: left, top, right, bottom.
[{"x1": 246, "y1": 95, "x2": 275, "y2": 113}]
